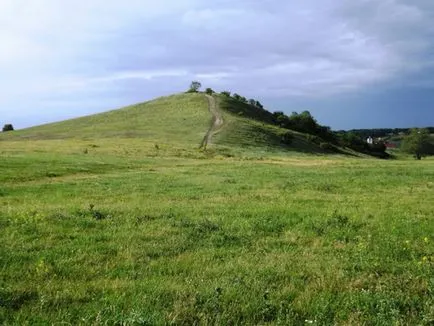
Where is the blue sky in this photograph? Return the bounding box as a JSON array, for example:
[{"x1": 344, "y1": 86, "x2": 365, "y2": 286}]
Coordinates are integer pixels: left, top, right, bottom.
[{"x1": 1, "y1": 0, "x2": 433, "y2": 130}]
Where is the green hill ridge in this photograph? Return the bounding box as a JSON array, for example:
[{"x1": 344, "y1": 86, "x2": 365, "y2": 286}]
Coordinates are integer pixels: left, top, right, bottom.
[{"x1": 0, "y1": 92, "x2": 355, "y2": 156}]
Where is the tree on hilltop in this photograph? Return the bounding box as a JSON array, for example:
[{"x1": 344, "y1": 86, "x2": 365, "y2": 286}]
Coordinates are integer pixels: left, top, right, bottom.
[
  {"x1": 232, "y1": 93, "x2": 242, "y2": 101},
  {"x1": 255, "y1": 101, "x2": 264, "y2": 109},
  {"x1": 187, "y1": 81, "x2": 202, "y2": 93},
  {"x1": 221, "y1": 91, "x2": 231, "y2": 97}
]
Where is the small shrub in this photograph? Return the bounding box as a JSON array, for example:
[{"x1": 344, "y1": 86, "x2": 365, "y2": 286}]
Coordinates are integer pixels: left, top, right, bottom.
[
  {"x1": 205, "y1": 88, "x2": 214, "y2": 95},
  {"x1": 232, "y1": 93, "x2": 242, "y2": 101},
  {"x1": 248, "y1": 99, "x2": 257, "y2": 106},
  {"x1": 2, "y1": 124, "x2": 14, "y2": 132}
]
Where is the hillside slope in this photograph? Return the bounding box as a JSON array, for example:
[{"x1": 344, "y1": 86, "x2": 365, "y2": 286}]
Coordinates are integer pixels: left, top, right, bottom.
[
  {"x1": 0, "y1": 94, "x2": 210, "y2": 146},
  {"x1": 0, "y1": 92, "x2": 356, "y2": 156},
  {"x1": 213, "y1": 95, "x2": 355, "y2": 156}
]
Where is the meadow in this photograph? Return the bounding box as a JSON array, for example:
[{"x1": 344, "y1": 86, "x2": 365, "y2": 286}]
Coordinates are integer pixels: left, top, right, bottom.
[{"x1": 1, "y1": 93, "x2": 434, "y2": 325}]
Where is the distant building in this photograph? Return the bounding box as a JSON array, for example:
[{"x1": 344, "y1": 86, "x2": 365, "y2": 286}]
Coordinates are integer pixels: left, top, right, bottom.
[
  {"x1": 385, "y1": 142, "x2": 398, "y2": 149},
  {"x1": 367, "y1": 136, "x2": 373, "y2": 145}
]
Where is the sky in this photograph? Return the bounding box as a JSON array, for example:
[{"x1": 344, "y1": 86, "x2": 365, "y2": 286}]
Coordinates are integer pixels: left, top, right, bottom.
[{"x1": 1, "y1": 0, "x2": 433, "y2": 130}]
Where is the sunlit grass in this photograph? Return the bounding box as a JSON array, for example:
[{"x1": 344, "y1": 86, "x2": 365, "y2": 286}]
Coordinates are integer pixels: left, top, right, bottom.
[{"x1": 1, "y1": 137, "x2": 433, "y2": 324}]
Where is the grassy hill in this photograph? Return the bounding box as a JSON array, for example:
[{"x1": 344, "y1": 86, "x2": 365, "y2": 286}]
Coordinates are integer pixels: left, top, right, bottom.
[
  {"x1": 0, "y1": 94, "x2": 210, "y2": 145},
  {"x1": 0, "y1": 92, "x2": 355, "y2": 157}
]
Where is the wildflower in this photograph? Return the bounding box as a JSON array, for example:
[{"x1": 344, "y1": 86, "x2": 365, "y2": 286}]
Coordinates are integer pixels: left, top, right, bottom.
[{"x1": 424, "y1": 237, "x2": 429, "y2": 243}]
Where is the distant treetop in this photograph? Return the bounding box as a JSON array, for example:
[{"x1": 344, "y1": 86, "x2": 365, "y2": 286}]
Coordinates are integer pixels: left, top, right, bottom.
[
  {"x1": 205, "y1": 88, "x2": 214, "y2": 95},
  {"x1": 2, "y1": 124, "x2": 14, "y2": 132},
  {"x1": 187, "y1": 81, "x2": 202, "y2": 93}
]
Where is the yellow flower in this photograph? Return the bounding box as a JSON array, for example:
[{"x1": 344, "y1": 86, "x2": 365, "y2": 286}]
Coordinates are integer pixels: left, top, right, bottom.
[{"x1": 424, "y1": 237, "x2": 429, "y2": 243}]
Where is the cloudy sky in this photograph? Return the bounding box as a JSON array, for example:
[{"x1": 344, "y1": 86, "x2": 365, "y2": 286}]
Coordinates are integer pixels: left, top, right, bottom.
[{"x1": 1, "y1": 0, "x2": 433, "y2": 130}]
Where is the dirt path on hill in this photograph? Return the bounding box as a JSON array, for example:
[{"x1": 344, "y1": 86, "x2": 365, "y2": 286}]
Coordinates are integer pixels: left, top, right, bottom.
[{"x1": 200, "y1": 95, "x2": 224, "y2": 149}]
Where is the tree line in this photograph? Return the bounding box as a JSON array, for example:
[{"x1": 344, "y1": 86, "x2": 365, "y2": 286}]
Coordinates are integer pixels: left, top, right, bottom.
[{"x1": 339, "y1": 127, "x2": 434, "y2": 139}]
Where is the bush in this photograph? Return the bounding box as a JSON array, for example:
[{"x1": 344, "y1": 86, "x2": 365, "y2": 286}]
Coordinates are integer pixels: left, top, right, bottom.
[
  {"x1": 221, "y1": 91, "x2": 231, "y2": 97},
  {"x1": 205, "y1": 88, "x2": 214, "y2": 95},
  {"x1": 2, "y1": 124, "x2": 14, "y2": 132},
  {"x1": 232, "y1": 93, "x2": 242, "y2": 101}
]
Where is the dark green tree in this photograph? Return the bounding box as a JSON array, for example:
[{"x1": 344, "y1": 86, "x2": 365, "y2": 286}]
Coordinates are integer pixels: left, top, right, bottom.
[
  {"x1": 255, "y1": 101, "x2": 264, "y2": 109},
  {"x1": 232, "y1": 93, "x2": 242, "y2": 101},
  {"x1": 205, "y1": 88, "x2": 214, "y2": 95},
  {"x1": 272, "y1": 111, "x2": 290, "y2": 128},
  {"x1": 187, "y1": 81, "x2": 202, "y2": 93},
  {"x1": 286, "y1": 111, "x2": 318, "y2": 135},
  {"x1": 401, "y1": 128, "x2": 431, "y2": 160},
  {"x1": 2, "y1": 124, "x2": 14, "y2": 132},
  {"x1": 221, "y1": 91, "x2": 231, "y2": 97},
  {"x1": 248, "y1": 99, "x2": 257, "y2": 106}
]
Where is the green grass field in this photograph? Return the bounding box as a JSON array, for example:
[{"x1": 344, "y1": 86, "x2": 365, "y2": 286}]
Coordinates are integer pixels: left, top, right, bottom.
[{"x1": 1, "y1": 93, "x2": 434, "y2": 325}]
